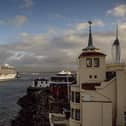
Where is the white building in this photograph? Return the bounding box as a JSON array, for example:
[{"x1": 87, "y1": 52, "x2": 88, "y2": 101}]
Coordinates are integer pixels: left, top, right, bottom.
[{"x1": 70, "y1": 21, "x2": 126, "y2": 126}]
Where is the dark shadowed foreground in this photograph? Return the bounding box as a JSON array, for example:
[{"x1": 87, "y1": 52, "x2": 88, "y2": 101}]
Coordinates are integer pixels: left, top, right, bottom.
[{"x1": 11, "y1": 87, "x2": 50, "y2": 126}]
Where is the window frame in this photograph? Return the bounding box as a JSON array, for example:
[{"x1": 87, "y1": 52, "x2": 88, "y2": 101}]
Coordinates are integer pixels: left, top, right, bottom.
[
  {"x1": 75, "y1": 109, "x2": 80, "y2": 121},
  {"x1": 71, "y1": 108, "x2": 80, "y2": 121},
  {"x1": 89, "y1": 75, "x2": 92, "y2": 79},
  {"x1": 71, "y1": 91, "x2": 80, "y2": 103},
  {"x1": 86, "y1": 58, "x2": 92, "y2": 67},
  {"x1": 93, "y1": 58, "x2": 100, "y2": 67},
  {"x1": 71, "y1": 108, "x2": 74, "y2": 119},
  {"x1": 71, "y1": 91, "x2": 74, "y2": 102},
  {"x1": 94, "y1": 75, "x2": 97, "y2": 79},
  {"x1": 75, "y1": 92, "x2": 80, "y2": 103}
]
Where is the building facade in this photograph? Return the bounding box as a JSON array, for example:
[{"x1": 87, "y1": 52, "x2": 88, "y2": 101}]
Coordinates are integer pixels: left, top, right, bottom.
[{"x1": 70, "y1": 21, "x2": 126, "y2": 126}]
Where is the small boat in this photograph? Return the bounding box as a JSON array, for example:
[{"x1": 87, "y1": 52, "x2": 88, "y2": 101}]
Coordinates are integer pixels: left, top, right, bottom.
[{"x1": 16, "y1": 72, "x2": 21, "y2": 79}]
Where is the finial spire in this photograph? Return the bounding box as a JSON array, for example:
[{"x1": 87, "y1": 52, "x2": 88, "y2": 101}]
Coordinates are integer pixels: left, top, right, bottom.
[
  {"x1": 113, "y1": 24, "x2": 119, "y2": 46},
  {"x1": 112, "y1": 24, "x2": 121, "y2": 64},
  {"x1": 88, "y1": 21, "x2": 93, "y2": 48},
  {"x1": 116, "y1": 24, "x2": 118, "y2": 40},
  {"x1": 83, "y1": 21, "x2": 96, "y2": 51}
]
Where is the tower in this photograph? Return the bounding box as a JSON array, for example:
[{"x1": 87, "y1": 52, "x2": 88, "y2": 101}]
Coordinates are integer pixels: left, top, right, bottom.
[
  {"x1": 112, "y1": 24, "x2": 121, "y2": 64},
  {"x1": 78, "y1": 21, "x2": 106, "y2": 84},
  {"x1": 70, "y1": 21, "x2": 113, "y2": 126}
]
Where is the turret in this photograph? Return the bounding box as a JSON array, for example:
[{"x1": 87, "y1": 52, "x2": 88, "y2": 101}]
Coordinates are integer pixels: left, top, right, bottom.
[
  {"x1": 112, "y1": 24, "x2": 121, "y2": 64},
  {"x1": 78, "y1": 21, "x2": 106, "y2": 84}
]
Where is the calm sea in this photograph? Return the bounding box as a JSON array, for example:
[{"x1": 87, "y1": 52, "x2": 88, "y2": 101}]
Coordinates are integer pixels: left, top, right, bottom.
[{"x1": 0, "y1": 73, "x2": 54, "y2": 126}]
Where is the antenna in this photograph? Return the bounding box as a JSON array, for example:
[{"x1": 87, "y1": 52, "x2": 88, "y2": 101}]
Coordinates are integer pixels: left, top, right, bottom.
[{"x1": 116, "y1": 24, "x2": 118, "y2": 40}]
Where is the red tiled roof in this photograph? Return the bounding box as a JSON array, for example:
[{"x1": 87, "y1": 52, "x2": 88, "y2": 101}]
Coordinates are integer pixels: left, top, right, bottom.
[{"x1": 79, "y1": 51, "x2": 106, "y2": 58}]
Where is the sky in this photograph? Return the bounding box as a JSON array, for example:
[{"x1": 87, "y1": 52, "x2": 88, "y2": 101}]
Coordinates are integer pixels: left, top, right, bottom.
[{"x1": 0, "y1": 0, "x2": 126, "y2": 72}]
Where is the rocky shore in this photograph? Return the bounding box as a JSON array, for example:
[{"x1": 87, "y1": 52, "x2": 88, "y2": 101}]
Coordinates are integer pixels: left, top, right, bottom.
[{"x1": 11, "y1": 87, "x2": 50, "y2": 126}]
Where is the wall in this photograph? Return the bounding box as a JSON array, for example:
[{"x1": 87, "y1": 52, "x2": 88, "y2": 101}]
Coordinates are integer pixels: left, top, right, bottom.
[
  {"x1": 97, "y1": 78, "x2": 116, "y2": 124},
  {"x1": 82, "y1": 102, "x2": 112, "y2": 126},
  {"x1": 78, "y1": 56, "x2": 106, "y2": 84},
  {"x1": 116, "y1": 70, "x2": 126, "y2": 126},
  {"x1": 70, "y1": 85, "x2": 80, "y2": 126}
]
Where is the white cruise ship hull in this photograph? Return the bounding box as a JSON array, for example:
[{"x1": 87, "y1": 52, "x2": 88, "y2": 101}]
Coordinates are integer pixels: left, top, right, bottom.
[{"x1": 0, "y1": 74, "x2": 16, "y2": 81}]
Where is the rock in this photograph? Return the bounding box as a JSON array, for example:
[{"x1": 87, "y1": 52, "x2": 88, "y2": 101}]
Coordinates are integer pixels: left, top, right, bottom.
[{"x1": 11, "y1": 87, "x2": 50, "y2": 126}]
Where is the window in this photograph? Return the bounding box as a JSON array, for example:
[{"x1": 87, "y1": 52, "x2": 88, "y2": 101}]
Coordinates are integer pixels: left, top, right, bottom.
[
  {"x1": 71, "y1": 92, "x2": 80, "y2": 103},
  {"x1": 124, "y1": 112, "x2": 126, "y2": 126},
  {"x1": 86, "y1": 58, "x2": 92, "y2": 67},
  {"x1": 71, "y1": 108, "x2": 80, "y2": 121},
  {"x1": 75, "y1": 92, "x2": 80, "y2": 103},
  {"x1": 106, "y1": 72, "x2": 116, "y2": 81},
  {"x1": 71, "y1": 91, "x2": 74, "y2": 102},
  {"x1": 71, "y1": 108, "x2": 74, "y2": 119},
  {"x1": 94, "y1": 75, "x2": 97, "y2": 79},
  {"x1": 75, "y1": 109, "x2": 80, "y2": 121},
  {"x1": 89, "y1": 75, "x2": 92, "y2": 79},
  {"x1": 94, "y1": 58, "x2": 100, "y2": 67}
]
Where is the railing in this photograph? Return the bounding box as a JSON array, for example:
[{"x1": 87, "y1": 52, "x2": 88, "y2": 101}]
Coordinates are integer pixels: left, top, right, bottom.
[{"x1": 49, "y1": 81, "x2": 72, "y2": 84}]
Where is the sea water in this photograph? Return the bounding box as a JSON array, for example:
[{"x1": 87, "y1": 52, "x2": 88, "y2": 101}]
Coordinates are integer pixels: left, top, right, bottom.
[{"x1": 0, "y1": 73, "x2": 54, "y2": 126}]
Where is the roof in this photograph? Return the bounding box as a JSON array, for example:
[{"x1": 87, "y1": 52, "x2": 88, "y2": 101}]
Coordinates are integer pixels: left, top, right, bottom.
[
  {"x1": 81, "y1": 82, "x2": 101, "y2": 90},
  {"x1": 82, "y1": 90, "x2": 112, "y2": 102},
  {"x1": 58, "y1": 70, "x2": 72, "y2": 75},
  {"x1": 79, "y1": 51, "x2": 106, "y2": 58},
  {"x1": 50, "y1": 82, "x2": 73, "y2": 85}
]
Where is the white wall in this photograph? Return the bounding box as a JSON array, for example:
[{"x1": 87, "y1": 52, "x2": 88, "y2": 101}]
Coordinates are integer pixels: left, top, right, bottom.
[
  {"x1": 79, "y1": 56, "x2": 106, "y2": 84},
  {"x1": 97, "y1": 78, "x2": 116, "y2": 124},
  {"x1": 116, "y1": 70, "x2": 126, "y2": 126},
  {"x1": 82, "y1": 102, "x2": 112, "y2": 126}
]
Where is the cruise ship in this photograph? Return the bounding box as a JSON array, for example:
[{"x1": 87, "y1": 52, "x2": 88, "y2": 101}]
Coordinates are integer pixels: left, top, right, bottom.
[{"x1": 0, "y1": 64, "x2": 16, "y2": 81}]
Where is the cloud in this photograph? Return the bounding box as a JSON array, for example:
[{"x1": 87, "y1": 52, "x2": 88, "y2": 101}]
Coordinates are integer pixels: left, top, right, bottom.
[
  {"x1": 20, "y1": 0, "x2": 33, "y2": 9},
  {"x1": 19, "y1": 32, "x2": 49, "y2": 43},
  {"x1": 0, "y1": 15, "x2": 28, "y2": 27},
  {"x1": 7, "y1": 51, "x2": 46, "y2": 64},
  {"x1": 107, "y1": 4, "x2": 126, "y2": 17},
  {"x1": 0, "y1": 21, "x2": 126, "y2": 72},
  {"x1": 75, "y1": 22, "x2": 88, "y2": 31},
  {"x1": 15, "y1": 15, "x2": 28, "y2": 26},
  {"x1": 119, "y1": 22, "x2": 126, "y2": 30},
  {"x1": 94, "y1": 20, "x2": 105, "y2": 27},
  {"x1": 64, "y1": 20, "x2": 104, "y2": 35}
]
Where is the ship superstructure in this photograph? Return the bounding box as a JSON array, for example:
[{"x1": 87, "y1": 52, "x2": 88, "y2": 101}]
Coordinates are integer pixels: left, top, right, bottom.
[{"x1": 0, "y1": 64, "x2": 16, "y2": 81}]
